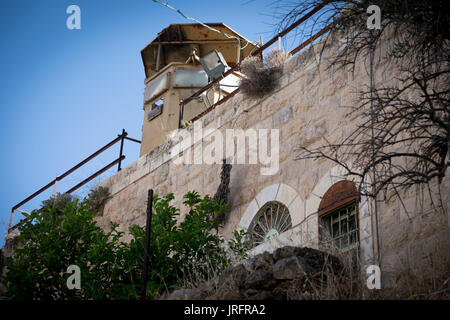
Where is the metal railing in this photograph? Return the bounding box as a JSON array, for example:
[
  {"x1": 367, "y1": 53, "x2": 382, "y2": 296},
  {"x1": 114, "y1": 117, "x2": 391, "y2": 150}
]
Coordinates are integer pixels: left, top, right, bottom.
[
  {"x1": 8, "y1": 129, "x2": 141, "y2": 234},
  {"x1": 178, "y1": 4, "x2": 334, "y2": 128}
]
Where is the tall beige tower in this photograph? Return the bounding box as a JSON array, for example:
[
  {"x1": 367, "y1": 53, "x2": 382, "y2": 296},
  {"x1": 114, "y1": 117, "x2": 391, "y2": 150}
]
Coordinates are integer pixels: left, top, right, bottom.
[{"x1": 139, "y1": 23, "x2": 260, "y2": 156}]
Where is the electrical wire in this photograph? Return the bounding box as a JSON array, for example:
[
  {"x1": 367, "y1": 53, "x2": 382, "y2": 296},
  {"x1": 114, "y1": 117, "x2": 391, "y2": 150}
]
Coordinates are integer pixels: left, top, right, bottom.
[{"x1": 151, "y1": 0, "x2": 250, "y2": 50}]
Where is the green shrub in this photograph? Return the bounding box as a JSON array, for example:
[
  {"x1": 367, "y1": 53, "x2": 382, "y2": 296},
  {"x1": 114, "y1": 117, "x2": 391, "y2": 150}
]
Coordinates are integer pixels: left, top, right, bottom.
[
  {"x1": 1, "y1": 190, "x2": 234, "y2": 300},
  {"x1": 41, "y1": 193, "x2": 74, "y2": 215},
  {"x1": 86, "y1": 186, "x2": 111, "y2": 216},
  {"x1": 228, "y1": 229, "x2": 252, "y2": 262}
]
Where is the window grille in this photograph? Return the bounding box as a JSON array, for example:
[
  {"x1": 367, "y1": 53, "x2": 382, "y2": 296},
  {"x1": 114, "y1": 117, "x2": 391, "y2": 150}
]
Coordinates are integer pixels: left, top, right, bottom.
[
  {"x1": 320, "y1": 202, "x2": 359, "y2": 259},
  {"x1": 248, "y1": 201, "x2": 292, "y2": 247}
]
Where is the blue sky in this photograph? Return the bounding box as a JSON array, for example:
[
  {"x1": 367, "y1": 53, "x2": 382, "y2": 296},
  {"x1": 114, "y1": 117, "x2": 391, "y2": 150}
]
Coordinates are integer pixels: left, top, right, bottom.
[{"x1": 0, "y1": 0, "x2": 289, "y2": 246}]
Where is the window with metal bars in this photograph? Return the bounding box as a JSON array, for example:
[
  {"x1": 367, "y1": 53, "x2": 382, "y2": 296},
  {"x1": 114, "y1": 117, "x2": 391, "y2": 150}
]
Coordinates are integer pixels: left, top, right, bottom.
[
  {"x1": 320, "y1": 202, "x2": 359, "y2": 256},
  {"x1": 248, "y1": 201, "x2": 292, "y2": 248}
]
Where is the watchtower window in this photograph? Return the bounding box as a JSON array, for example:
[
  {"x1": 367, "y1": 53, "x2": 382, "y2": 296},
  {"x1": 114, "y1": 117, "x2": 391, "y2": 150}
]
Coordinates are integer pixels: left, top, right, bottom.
[{"x1": 148, "y1": 97, "x2": 164, "y2": 121}]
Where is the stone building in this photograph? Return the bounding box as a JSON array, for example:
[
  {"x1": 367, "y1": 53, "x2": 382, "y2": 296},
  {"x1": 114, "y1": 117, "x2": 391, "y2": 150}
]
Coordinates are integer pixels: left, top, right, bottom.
[{"x1": 96, "y1": 23, "x2": 450, "y2": 290}]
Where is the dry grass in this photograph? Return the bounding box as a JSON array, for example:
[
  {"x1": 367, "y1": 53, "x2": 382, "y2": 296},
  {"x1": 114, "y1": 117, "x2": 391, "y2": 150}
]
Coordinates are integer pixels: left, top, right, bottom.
[
  {"x1": 170, "y1": 240, "x2": 450, "y2": 300},
  {"x1": 165, "y1": 216, "x2": 450, "y2": 300},
  {"x1": 265, "y1": 49, "x2": 292, "y2": 68},
  {"x1": 239, "y1": 49, "x2": 291, "y2": 99},
  {"x1": 176, "y1": 242, "x2": 244, "y2": 291},
  {"x1": 298, "y1": 221, "x2": 450, "y2": 300}
]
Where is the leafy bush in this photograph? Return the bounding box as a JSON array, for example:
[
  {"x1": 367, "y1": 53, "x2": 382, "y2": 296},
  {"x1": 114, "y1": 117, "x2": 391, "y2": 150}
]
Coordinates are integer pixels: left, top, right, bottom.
[
  {"x1": 86, "y1": 186, "x2": 111, "y2": 216},
  {"x1": 228, "y1": 229, "x2": 252, "y2": 262},
  {"x1": 41, "y1": 193, "x2": 74, "y2": 215},
  {"x1": 1, "y1": 190, "x2": 236, "y2": 300}
]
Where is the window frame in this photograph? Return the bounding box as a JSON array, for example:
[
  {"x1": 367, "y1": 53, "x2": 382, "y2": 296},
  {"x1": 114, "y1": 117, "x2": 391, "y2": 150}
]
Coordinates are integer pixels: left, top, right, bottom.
[
  {"x1": 319, "y1": 202, "x2": 360, "y2": 254},
  {"x1": 317, "y1": 180, "x2": 360, "y2": 262},
  {"x1": 248, "y1": 201, "x2": 292, "y2": 248}
]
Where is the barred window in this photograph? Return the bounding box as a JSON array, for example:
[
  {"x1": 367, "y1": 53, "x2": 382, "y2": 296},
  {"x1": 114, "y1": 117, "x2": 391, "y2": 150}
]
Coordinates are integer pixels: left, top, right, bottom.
[
  {"x1": 318, "y1": 180, "x2": 360, "y2": 262},
  {"x1": 320, "y1": 202, "x2": 359, "y2": 253},
  {"x1": 248, "y1": 201, "x2": 292, "y2": 247}
]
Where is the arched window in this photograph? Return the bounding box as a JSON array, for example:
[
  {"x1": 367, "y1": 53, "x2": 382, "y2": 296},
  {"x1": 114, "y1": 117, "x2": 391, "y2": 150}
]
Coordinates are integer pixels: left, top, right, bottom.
[
  {"x1": 248, "y1": 201, "x2": 292, "y2": 247},
  {"x1": 318, "y1": 181, "x2": 359, "y2": 257}
]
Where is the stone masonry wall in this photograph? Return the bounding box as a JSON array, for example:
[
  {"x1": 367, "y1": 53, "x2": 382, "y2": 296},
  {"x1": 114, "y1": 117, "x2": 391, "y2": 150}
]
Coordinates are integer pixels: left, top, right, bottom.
[{"x1": 97, "y1": 35, "x2": 450, "y2": 288}]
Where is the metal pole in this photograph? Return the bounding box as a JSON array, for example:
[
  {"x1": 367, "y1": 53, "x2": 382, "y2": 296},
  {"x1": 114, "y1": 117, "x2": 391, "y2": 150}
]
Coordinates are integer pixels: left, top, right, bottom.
[
  {"x1": 8, "y1": 210, "x2": 14, "y2": 231},
  {"x1": 118, "y1": 129, "x2": 127, "y2": 172},
  {"x1": 369, "y1": 39, "x2": 381, "y2": 266},
  {"x1": 11, "y1": 134, "x2": 123, "y2": 213},
  {"x1": 140, "y1": 189, "x2": 154, "y2": 300},
  {"x1": 65, "y1": 155, "x2": 125, "y2": 194},
  {"x1": 289, "y1": 22, "x2": 334, "y2": 56},
  {"x1": 52, "y1": 174, "x2": 59, "y2": 197},
  {"x1": 124, "y1": 136, "x2": 142, "y2": 144},
  {"x1": 9, "y1": 156, "x2": 126, "y2": 233}
]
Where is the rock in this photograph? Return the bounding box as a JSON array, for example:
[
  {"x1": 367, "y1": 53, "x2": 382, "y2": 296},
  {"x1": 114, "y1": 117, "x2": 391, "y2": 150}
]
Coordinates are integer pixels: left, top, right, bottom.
[
  {"x1": 273, "y1": 246, "x2": 342, "y2": 275},
  {"x1": 214, "y1": 280, "x2": 241, "y2": 300},
  {"x1": 297, "y1": 247, "x2": 343, "y2": 274},
  {"x1": 244, "y1": 288, "x2": 274, "y2": 300},
  {"x1": 243, "y1": 289, "x2": 259, "y2": 298},
  {"x1": 272, "y1": 281, "x2": 289, "y2": 300},
  {"x1": 164, "y1": 287, "x2": 206, "y2": 300},
  {"x1": 273, "y1": 256, "x2": 310, "y2": 280},
  {"x1": 219, "y1": 264, "x2": 249, "y2": 289},
  {"x1": 243, "y1": 270, "x2": 274, "y2": 289},
  {"x1": 161, "y1": 246, "x2": 342, "y2": 300},
  {"x1": 273, "y1": 246, "x2": 304, "y2": 261},
  {"x1": 251, "y1": 290, "x2": 275, "y2": 300},
  {"x1": 242, "y1": 251, "x2": 274, "y2": 272}
]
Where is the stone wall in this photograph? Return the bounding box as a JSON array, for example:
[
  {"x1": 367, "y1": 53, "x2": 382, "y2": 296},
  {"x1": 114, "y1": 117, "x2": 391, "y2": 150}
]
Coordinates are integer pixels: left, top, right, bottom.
[{"x1": 97, "y1": 34, "x2": 450, "y2": 289}]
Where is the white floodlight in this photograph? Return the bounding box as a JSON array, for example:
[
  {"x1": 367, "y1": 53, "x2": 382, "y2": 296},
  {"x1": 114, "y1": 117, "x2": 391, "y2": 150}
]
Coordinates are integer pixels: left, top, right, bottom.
[{"x1": 199, "y1": 49, "x2": 230, "y2": 81}]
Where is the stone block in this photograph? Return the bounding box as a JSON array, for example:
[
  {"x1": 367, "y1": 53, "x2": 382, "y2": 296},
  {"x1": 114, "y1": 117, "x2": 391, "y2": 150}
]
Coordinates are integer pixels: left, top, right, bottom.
[
  {"x1": 412, "y1": 210, "x2": 446, "y2": 240},
  {"x1": 275, "y1": 183, "x2": 298, "y2": 208},
  {"x1": 252, "y1": 116, "x2": 272, "y2": 131},
  {"x1": 243, "y1": 270, "x2": 275, "y2": 290},
  {"x1": 272, "y1": 105, "x2": 293, "y2": 129},
  {"x1": 273, "y1": 256, "x2": 309, "y2": 280},
  {"x1": 154, "y1": 163, "x2": 169, "y2": 186},
  {"x1": 239, "y1": 199, "x2": 260, "y2": 230},
  {"x1": 231, "y1": 183, "x2": 258, "y2": 208},
  {"x1": 281, "y1": 118, "x2": 303, "y2": 140},
  {"x1": 234, "y1": 104, "x2": 261, "y2": 130},
  {"x1": 260, "y1": 96, "x2": 280, "y2": 119},
  {"x1": 203, "y1": 166, "x2": 220, "y2": 187},
  {"x1": 289, "y1": 196, "x2": 305, "y2": 227},
  {"x1": 381, "y1": 221, "x2": 412, "y2": 252},
  {"x1": 255, "y1": 184, "x2": 279, "y2": 207}
]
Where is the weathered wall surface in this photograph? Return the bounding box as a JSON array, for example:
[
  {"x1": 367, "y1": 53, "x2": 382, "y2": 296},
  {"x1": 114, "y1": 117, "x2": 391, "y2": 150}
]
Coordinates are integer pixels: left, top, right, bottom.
[{"x1": 97, "y1": 36, "x2": 450, "y2": 288}]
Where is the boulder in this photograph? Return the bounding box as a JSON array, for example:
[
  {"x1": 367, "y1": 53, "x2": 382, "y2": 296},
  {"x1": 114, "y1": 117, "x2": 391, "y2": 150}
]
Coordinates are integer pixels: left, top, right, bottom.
[
  {"x1": 243, "y1": 270, "x2": 275, "y2": 289},
  {"x1": 273, "y1": 256, "x2": 311, "y2": 280}
]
